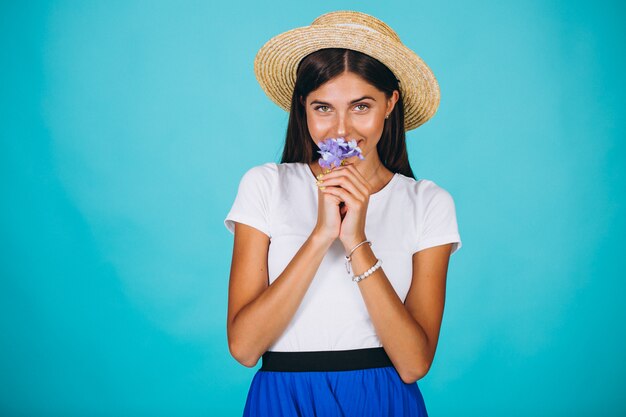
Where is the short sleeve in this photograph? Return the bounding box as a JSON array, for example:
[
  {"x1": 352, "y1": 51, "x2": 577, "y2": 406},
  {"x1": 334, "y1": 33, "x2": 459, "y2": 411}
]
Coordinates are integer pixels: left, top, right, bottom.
[
  {"x1": 414, "y1": 181, "x2": 462, "y2": 255},
  {"x1": 223, "y1": 163, "x2": 278, "y2": 238}
]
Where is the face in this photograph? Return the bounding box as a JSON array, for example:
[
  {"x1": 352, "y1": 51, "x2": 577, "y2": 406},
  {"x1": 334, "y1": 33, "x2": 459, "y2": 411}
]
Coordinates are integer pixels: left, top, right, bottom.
[{"x1": 302, "y1": 71, "x2": 399, "y2": 161}]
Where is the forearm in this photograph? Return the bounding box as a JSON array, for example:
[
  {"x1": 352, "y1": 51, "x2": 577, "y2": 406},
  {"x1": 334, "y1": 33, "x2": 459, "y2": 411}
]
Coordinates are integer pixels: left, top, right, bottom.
[
  {"x1": 230, "y1": 232, "x2": 333, "y2": 366},
  {"x1": 349, "y1": 241, "x2": 431, "y2": 382}
]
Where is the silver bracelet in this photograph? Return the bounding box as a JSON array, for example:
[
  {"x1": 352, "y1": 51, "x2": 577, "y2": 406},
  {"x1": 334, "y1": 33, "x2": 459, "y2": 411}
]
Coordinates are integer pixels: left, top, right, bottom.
[
  {"x1": 344, "y1": 240, "x2": 372, "y2": 274},
  {"x1": 352, "y1": 258, "x2": 382, "y2": 283}
]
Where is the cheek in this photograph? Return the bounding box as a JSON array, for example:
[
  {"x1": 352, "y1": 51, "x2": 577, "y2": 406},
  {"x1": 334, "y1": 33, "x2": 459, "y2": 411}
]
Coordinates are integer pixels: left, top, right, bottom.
[
  {"x1": 359, "y1": 116, "x2": 385, "y2": 135},
  {"x1": 306, "y1": 114, "x2": 331, "y2": 138}
]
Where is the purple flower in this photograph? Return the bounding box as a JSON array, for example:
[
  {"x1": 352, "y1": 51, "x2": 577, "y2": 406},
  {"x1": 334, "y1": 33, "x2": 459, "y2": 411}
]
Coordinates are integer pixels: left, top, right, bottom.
[{"x1": 316, "y1": 137, "x2": 365, "y2": 170}]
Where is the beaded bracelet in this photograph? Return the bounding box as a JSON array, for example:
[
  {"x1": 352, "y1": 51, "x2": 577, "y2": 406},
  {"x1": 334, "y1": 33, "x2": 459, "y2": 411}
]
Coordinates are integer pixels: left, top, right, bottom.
[{"x1": 352, "y1": 259, "x2": 383, "y2": 283}]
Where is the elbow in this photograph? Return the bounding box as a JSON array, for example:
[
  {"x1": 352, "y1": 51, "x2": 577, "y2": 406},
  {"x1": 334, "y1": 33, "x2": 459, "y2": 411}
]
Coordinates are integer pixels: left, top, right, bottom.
[
  {"x1": 228, "y1": 339, "x2": 260, "y2": 368},
  {"x1": 399, "y1": 372, "x2": 424, "y2": 385},
  {"x1": 399, "y1": 359, "x2": 432, "y2": 384},
  {"x1": 238, "y1": 357, "x2": 259, "y2": 368}
]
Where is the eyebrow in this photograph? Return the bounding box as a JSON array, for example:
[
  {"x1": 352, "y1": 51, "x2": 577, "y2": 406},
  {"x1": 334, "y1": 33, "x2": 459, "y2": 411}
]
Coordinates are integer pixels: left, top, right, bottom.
[{"x1": 310, "y1": 96, "x2": 376, "y2": 106}]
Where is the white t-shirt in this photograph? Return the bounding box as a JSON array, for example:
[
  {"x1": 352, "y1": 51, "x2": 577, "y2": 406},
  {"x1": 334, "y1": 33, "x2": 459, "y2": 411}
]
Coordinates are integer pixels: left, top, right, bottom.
[{"x1": 224, "y1": 162, "x2": 462, "y2": 352}]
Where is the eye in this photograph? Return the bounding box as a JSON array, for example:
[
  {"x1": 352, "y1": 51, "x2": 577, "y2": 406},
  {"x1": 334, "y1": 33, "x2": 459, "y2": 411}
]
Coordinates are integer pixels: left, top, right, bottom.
[
  {"x1": 314, "y1": 105, "x2": 331, "y2": 112},
  {"x1": 354, "y1": 104, "x2": 369, "y2": 111}
]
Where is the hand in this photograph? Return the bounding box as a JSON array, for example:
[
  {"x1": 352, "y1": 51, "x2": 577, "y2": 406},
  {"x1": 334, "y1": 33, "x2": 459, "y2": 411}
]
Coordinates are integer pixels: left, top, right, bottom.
[
  {"x1": 316, "y1": 158, "x2": 372, "y2": 251},
  {"x1": 313, "y1": 169, "x2": 343, "y2": 244}
]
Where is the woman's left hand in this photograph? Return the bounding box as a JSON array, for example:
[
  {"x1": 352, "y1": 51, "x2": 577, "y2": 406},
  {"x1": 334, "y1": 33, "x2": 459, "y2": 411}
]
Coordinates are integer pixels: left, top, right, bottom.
[{"x1": 316, "y1": 159, "x2": 372, "y2": 252}]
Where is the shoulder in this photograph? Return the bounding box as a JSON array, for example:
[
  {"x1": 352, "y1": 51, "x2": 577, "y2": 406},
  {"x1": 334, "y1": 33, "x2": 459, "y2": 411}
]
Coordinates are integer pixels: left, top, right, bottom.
[
  {"x1": 237, "y1": 162, "x2": 311, "y2": 196},
  {"x1": 228, "y1": 163, "x2": 279, "y2": 207},
  {"x1": 394, "y1": 174, "x2": 455, "y2": 204},
  {"x1": 241, "y1": 162, "x2": 279, "y2": 180},
  {"x1": 241, "y1": 161, "x2": 305, "y2": 180},
  {"x1": 235, "y1": 162, "x2": 278, "y2": 189}
]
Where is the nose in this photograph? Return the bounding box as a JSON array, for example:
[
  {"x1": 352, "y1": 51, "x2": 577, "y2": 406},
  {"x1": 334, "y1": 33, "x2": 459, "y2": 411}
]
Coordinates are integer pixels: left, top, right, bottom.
[{"x1": 335, "y1": 111, "x2": 350, "y2": 139}]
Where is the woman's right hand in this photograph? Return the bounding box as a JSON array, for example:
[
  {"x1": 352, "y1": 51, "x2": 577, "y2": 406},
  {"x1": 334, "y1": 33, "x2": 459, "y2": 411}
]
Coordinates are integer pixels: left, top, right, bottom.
[{"x1": 312, "y1": 169, "x2": 342, "y2": 244}]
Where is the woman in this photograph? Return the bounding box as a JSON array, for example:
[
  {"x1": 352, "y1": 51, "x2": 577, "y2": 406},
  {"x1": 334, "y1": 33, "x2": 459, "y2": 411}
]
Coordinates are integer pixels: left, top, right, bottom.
[{"x1": 224, "y1": 10, "x2": 462, "y2": 416}]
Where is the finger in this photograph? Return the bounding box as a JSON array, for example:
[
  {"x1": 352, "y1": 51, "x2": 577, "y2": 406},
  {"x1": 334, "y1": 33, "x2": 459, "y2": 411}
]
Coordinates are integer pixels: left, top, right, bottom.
[
  {"x1": 320, "y1": 185, "x2": 361, "y2": 208},
  {"x1": 318, "y1": 184, "x2": 342, "y2": 203},
  {"x1": 318, "y1": 172, "x2": 366, "y2": 201},
  {"x1": 323, "y1": 165, "x2": 370, "y2": 198},
  {"x1": 331, "y1": 159, "x2": 370, "y2": 189},
  {"x1": 339, "y1": 163, "x2": 371, "y2": 192}
]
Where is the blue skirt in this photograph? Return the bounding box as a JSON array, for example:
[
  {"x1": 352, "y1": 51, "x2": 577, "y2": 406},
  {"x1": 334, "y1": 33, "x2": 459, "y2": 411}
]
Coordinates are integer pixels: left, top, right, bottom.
[{"x1": 242, "y1": 347, "x2": 429, "y2": 416}]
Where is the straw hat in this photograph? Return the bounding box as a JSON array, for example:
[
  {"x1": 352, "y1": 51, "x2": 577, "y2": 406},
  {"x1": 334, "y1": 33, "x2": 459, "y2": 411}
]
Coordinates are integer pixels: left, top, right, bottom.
[{"x1": 254, "y1": 10, "x2": 441, "y2": 132}]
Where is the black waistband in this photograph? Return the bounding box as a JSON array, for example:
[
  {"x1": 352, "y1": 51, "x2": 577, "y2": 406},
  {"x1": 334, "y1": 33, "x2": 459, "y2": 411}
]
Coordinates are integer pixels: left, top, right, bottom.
[{"x1": 260, "y1": 347, "x2": 393, "y2": 372}]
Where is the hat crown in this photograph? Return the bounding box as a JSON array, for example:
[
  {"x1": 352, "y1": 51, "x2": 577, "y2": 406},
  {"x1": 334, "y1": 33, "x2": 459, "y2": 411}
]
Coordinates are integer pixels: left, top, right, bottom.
[
  {"x1": 254, "y1": 10, "x2": 440, "y2": 131},
  {"x1": 311, "y1": 11, "x2": 401, "y2": 43}
]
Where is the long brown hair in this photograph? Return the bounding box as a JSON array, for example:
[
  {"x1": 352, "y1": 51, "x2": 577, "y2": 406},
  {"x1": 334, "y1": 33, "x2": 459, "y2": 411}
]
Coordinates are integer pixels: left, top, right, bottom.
[{"x1": 279, "y1": 48, "x2": 415, "y2": 179}]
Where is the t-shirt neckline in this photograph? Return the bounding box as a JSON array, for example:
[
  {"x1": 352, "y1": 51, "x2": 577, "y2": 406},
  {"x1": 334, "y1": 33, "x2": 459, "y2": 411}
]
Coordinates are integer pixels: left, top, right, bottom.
[{"x1": 299, "y1": 162, "x2": 398, "y2": 201}]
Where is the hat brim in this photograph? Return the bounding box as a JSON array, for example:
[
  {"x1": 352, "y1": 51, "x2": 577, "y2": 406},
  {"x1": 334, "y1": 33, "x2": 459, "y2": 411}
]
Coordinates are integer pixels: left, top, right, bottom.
[{"x1": 254, "y1": 25, "x2": 441, "y2": 131}]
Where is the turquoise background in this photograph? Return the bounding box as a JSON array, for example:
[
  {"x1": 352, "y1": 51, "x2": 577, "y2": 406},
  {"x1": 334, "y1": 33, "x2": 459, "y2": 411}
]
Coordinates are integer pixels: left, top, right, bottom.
[{"x1": 1, "y1": 0, "x2": 624, "y2": 416}]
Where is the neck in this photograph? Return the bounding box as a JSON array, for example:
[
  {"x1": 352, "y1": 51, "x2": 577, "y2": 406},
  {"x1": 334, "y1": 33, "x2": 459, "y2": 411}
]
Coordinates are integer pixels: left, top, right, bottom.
[{"x1": 354, "y1": 159, "x2": 383, "y2": 183}]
